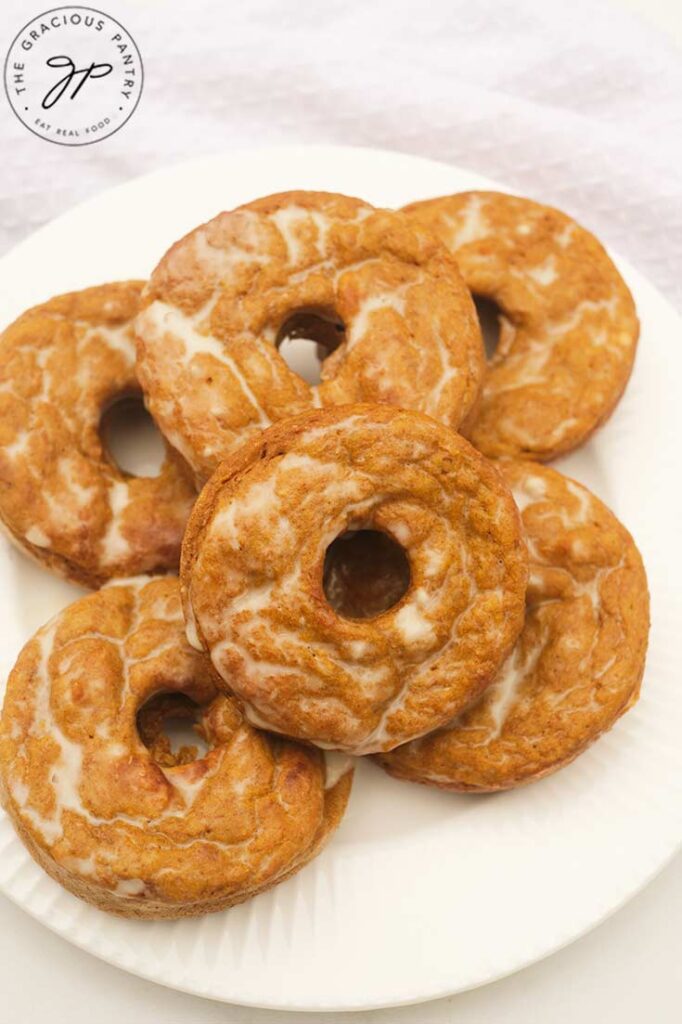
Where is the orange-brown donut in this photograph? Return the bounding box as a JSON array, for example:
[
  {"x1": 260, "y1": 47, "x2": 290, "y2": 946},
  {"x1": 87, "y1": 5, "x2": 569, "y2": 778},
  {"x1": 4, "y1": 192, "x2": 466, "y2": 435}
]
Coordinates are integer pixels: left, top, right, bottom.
[
  {"x1": 0, "y1": 282, "x2": 196, "y2": 588},
  {"x1": 0, "y1": 576, "x2": 353, "y2": 919},
  {"x1": 377, "y1": 462, "x2": 649, "y2": 791},
  {"x1": 135, "y1": 191, "x2": 484, "y2": 481},
  {"x1": 180, "y1": 405, "x2": 528, "y2": 755},
  {"x1": 402, "y1": 192, "x2": 639, "y2": 461}
]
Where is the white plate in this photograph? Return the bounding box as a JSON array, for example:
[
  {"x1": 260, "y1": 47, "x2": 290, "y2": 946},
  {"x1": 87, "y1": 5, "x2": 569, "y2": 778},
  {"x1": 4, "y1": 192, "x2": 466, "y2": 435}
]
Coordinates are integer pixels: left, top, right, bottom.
[{"x1": 0, "y1": 146, "x2": 680, "y2": 1012}]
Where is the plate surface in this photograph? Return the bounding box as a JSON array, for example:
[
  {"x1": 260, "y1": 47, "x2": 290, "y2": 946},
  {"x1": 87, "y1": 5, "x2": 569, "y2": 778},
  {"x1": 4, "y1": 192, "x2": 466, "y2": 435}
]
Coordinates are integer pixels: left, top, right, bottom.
[{"x1": 0, "y1": 146, "x2": 680, "y2": 1012}]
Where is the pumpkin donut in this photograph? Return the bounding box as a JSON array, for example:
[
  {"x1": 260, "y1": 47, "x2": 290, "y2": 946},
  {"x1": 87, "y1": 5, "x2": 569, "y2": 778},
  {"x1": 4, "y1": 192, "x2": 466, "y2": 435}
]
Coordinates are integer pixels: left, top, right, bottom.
[
  {"x1": 377, "y1": 462, "x2": 649, "y2": 791},
  {"x1": 402, "y1": 192, "x2": 639, "y2": 461},
  {"x1": 0, "y1": 576, "x2": 353, "y2": 919},
  {"x1": 135, "y1": 190, "x2": 484, "y2": 481},
  {"x1": 180, "y1": 405, "x2": 528, "y2": 755},
  {"x1": 0, "y1": 282, "x2": 196, "y2": 588}
]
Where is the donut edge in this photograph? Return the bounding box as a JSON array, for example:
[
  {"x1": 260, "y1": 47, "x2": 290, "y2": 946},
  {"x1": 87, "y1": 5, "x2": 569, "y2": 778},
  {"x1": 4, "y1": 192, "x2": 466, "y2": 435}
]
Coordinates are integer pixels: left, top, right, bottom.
[
  {"x1": 375, "y1": 460, "x2": 650, "y2": 791},
  {"x1": 0, "y1": 745, "x2": 353, "y2": 920}
]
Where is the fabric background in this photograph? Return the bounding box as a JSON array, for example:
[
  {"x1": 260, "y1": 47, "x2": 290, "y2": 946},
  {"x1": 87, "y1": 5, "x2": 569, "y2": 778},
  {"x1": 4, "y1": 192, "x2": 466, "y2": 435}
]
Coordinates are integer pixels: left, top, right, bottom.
[
  {"x1": 1, "y1": 0, "x2": 681, "y2": 309},
  {"x1": 0, "y1": 2, "x2": 680, "y2": 1021}
]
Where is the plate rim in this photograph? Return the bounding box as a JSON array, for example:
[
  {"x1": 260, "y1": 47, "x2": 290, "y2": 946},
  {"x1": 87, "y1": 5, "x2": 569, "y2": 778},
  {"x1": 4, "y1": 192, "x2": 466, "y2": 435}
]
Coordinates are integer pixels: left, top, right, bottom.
[{"x1": 0, "y1": 142, "x2": 680, "y2": 1012}]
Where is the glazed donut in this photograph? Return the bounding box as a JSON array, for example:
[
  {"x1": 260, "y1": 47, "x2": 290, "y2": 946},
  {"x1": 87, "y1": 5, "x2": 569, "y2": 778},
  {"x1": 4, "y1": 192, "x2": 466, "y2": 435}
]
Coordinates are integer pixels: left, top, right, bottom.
[
  {"x1": 402, "y1": 192, "x2": 639, "y2": 461},
  {"x1": 377, "y1": 462, "x2": 649, "y2": 791},
  {"x1": 0, "y1": 576, "x2": 353, "y2": 919},
  {"x1": 180, "y1": 405, "x2": 528, "y2": 755},
  {"x1": 0, "y1": 282, "x2": 196, "y2": 588},
  {"x1": 135, "y1": 190, "x2": 484, "y2": 481}
]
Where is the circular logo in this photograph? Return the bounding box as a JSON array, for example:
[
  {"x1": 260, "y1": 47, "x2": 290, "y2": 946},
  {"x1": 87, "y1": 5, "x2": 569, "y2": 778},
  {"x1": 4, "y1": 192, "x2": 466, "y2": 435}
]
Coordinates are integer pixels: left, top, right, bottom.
[{"x1": 4, "y1": 6, "x2": 143, "y2": 146}]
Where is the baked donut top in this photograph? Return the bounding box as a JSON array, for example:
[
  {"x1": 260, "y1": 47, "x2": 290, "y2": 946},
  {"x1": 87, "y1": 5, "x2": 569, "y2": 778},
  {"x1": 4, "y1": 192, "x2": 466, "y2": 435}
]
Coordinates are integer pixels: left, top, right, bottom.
[
  {"x1": 378, "y1": 462, "x2": 649, "y2": 790},
  {"x1": 136, "y1": 190, "x2": 484, "y2": 480},
  {"x1": 181, "y1": 405, "x2": 528, "y2": 754},
  {"x1": 0, "y1": 282, "x2": 196, "y2": 587},
  {"x1": 0, "y1": 577, "x2": 348, "y2": 908},
  {"x1": 402, "y1": 191, "x2": 639, "y2": 460}
]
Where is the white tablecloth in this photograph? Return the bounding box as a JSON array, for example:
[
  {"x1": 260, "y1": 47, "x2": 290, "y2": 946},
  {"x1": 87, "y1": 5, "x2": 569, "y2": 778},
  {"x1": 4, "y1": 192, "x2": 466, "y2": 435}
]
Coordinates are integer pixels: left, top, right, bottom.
[
  {"x1": 2, "y1": 0, "x2": 681, "y2": 309},
  {"x1": 0, "y1": 0, "x2": 680, "y2": 1021}
]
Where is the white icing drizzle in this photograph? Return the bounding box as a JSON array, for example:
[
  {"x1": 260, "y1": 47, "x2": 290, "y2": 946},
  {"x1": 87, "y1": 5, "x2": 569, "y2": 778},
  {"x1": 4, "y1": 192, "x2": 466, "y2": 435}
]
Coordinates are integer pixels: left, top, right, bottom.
[
  {"x1": 482, "y1": 642, "x2": 543, "y2": 739},
  {"x1": 390, "y1": 521, "x2": 411, "y2": 546},
  {"x1": 58, "y1": 456, "x2": 96, "y2": 508},
  {"x1": 424, "y1": 333, "x2": 461, "y2": 417},
  {"x1": 564, "y1": 480, "x2": 593, "y2": 525},
  {"x1": 526, "y1": 254, "x2": 557, "y2": 287},
  {"x1": 309, "y1": 209, "x2": 332, "y2": 252},
  {"x1": 114, "y1": 878, "x2": 147, "y2": 897},
  {"x1": 447, "y1": 193, "x2": 489, "y2": 248},
  {"x1": 556, "y1": 221, "x2": 576, "y2": 248},
  {"x1": 4, "y1": 580, "x2": 320, "y2": 901},
  {"x1": 211, "y1": 475, "x2": 293, "y2": 550},
  {"x1": 100, "y1": 479, "x2": 131, "y2": 565},
  {"x1": 185, "y1": 603, "x2": 202, "y2": 651},
  {"x1": 191, "y1": 415, "x2": 515, "y2": 754},
  {"x1": 454, "y1": 470, "x2": 627, "y2": 741},
  {"x1": 25, "y1": 524, "x2": 50, "y2": 547},
  {"x1": 137, "y1": 300, "x2": 271, "y2": 430},
  {"x1": 161, "y1": 766, "x2": 208, "y2": 808},
  {"x1": 101, "y1": 573, "x2": 153, "y2": 590},
  {"x1": 3, "y1": 432, "x2": 30, "y2": 460},
  {"x1": 135, "y1": 199, "x2": 475, "y2": 476},
  {"x1": 346, "y1": 290, "x2": 407, "y2": 349},
  {"x1": 511, "y1": 474, "x2": 547, "y2": 512},
  {"x1": 487, "y1": 296, "x2": 621, "y2": 398},
  {"x1": 270, "y1": 205, "x2": 323, "y2": 264},
  {"x1": 82, "y1": 322, "x2": 136, "y2": 362},
  {"x1": 432, "y1": 197, "x2": 634, "y2": 457},
  {"x1": 11, "y1": 621, "x2": 86, "y2": 843},
  {"x1": 0, "y1": 295, "x2": 191, "y2": 577},
  {"x1": 192, "y1": 222, "x2": 261, "y2": 280},
  {"x1": 64, "y1": 854, "x2": 98, "y2": 877},
  {"x1": 394, "y1": 589, "x2": 435, "y2": 645}
]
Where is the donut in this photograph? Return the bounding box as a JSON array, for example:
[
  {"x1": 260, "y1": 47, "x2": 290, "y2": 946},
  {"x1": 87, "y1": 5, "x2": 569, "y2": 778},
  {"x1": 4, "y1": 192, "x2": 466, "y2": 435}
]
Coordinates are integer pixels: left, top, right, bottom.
[
  {"x1": 0, "y1": 282, "x2": 196, "y2": 588},
  {"x1": 0, "y1": 576, "x2": 353, "y2": 919},
  {"x1": 135, "y1": 190, "x2": 485, "y2": 481},
  {"x1": 180, "y1": 405, "x2": 528, "y2": 755},
  {"x1": 377, "y1": 462, "x2": 649, "y2": 791},
  {"x1": 401, "y1": 192, "x2": 639, "y2": 461}
]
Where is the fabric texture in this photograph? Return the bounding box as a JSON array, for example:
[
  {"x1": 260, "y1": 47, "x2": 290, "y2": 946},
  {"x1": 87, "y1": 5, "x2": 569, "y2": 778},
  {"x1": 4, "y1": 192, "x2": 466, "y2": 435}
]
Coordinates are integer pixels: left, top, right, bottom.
[{"x1": 1, "y1": 0, "x2": 680, "y2": 308}]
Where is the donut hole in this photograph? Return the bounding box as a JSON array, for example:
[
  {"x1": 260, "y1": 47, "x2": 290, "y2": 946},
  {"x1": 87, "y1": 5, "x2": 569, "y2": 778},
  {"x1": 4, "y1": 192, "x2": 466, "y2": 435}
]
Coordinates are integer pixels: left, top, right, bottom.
[
  {"x1": 136, "y1": 692, "x2": 209, "y2": 767},
  {"x1": 473, "y1": 295, "x2": 502, "y2": 361},
  {"x1": 100, "y1": 394, "x2": 166, "y2": 478},
  {"x1": 323, "y1": 529, "x2": 411, "y2": 619},
  {"x1": 276, "y1": 308, "x2": 345, "y2": 385}
]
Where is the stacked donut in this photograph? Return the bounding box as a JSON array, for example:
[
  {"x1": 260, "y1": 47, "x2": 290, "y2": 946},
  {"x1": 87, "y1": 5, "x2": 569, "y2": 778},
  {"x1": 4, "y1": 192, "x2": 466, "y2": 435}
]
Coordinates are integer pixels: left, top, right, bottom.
[{"x1": 0, "y1": 189, "x2": 649, "y2": 919}]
